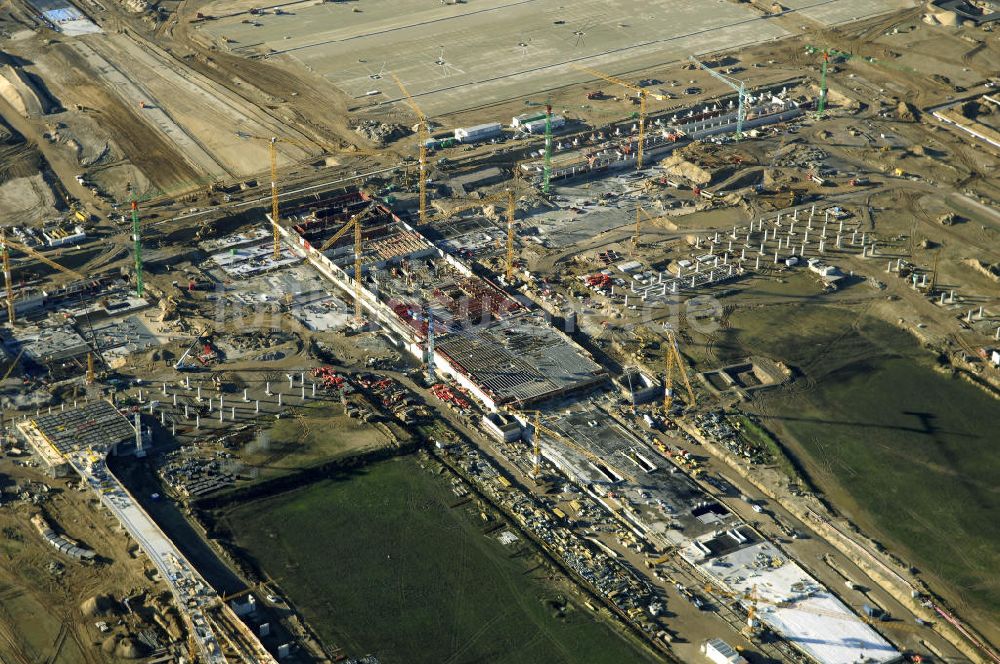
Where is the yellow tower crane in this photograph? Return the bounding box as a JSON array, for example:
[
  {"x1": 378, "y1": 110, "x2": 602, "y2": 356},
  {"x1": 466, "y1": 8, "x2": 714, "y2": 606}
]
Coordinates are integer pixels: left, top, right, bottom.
[
  {"x1": 391, "y1": 73, "x2": 429, "y2": 226},
  {"x1": 236, "y1": 132, "x2": 381, "y2": 259},
  {"x1": 312, "y1": 204, "x2": 380, "y2": 324},
  {"x1": 432, "y1": 190, "x2": 517, "y2": 281},
  {"x1": 1, "y1": 229, "x2": 86, "y2": 325},
  {"x1": 571, "y1": 65, "x2": 666, "y2": 170},
  {"x1": 663, "y1": 328, "x2": 696, "y2": 413}
]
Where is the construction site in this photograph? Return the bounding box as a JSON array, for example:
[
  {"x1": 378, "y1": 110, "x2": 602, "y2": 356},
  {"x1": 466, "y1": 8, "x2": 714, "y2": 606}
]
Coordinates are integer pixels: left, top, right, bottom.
[{"x1": 0, "y1": 0, "x2": 998, "y2": 662}]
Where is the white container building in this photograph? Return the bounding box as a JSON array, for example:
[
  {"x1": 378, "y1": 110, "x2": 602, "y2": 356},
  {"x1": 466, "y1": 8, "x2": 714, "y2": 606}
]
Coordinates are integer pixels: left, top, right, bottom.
[{"x1": 455, "y1": 122, "x2": 502, "y2": 143}]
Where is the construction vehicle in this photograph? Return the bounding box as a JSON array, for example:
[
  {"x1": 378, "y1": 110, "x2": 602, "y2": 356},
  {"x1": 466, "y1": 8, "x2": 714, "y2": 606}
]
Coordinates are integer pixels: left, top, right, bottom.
[
  {"x1": 571, "y1": 64, "x2": 667, "y2": 170},
  {"x1": 662, "y1": 328, "x2": 696, "y2": 413},
  {"x1": 391, "y1": 73, "x2": 430, "y2": 225}
]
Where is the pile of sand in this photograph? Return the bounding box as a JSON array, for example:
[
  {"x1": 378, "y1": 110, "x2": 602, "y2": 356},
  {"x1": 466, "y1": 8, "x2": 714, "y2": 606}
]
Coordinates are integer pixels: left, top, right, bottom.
[
  {"x1": 0, "y1": 65, "x2": 50, "y2": 118},
  {"x1": 81, "y1": 594, "x2": 117, "y2": 618}
]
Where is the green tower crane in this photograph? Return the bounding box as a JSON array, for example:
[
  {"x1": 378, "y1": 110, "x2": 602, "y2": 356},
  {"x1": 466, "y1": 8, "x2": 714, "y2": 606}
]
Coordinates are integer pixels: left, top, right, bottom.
[
  {"x1": 543, "y1": 103, "x2": 553, "y2": 194},
  {"x1": 817, "y1": 51, "x2": 830, "y2": 117},
  {"x1": 131, "y1": 198, "x2": 143, "y2": 297}
]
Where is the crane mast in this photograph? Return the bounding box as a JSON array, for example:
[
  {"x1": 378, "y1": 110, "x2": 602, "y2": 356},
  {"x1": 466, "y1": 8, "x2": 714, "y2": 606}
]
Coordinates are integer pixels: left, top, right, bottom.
[
  {"x1": 131, "y1": 199, "x2": 143, "y2": 297},
  {"x1": 269, "y1": 137, "x2": 281, "y2": 259},
  {"x1": 817, "y1": 52, "x2": 830, "y2": 117},
  {"x1": 543, "y1": 103, "x2": 553, "y2": 194},
  {"x1": 391, "y1": 73, "x2": 429, "y2": 225},
  {"x1": 1, "y1": 230, "x2": 12, "y2": 325}
]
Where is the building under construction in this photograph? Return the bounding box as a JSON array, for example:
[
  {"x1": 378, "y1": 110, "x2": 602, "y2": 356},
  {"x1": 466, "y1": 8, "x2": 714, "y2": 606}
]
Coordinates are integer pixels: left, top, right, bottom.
[{"x1": 274, "y1": 191, "x2": 606, "y2": 408}]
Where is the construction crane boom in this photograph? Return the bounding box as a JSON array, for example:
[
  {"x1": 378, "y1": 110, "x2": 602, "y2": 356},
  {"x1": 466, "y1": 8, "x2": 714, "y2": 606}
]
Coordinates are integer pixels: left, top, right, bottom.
[
  {"x1": 571, "y1": 64, "x2": 664, "y2": 170},
  {"x1": 688, "y1": 56, "x2": 747, "y2": 139},
  {"x1": 2, "y1": 348, "x2": 23, "y2": 382},
  {"x1": 663, "y1": 329, "x2": 696, "y2": 412},
  {"x1": 1, "y1": 230, "x2": 87, "y2": 326},
  {"x1": 391, "y1": 73, "x2": 429, "y2": 225}
]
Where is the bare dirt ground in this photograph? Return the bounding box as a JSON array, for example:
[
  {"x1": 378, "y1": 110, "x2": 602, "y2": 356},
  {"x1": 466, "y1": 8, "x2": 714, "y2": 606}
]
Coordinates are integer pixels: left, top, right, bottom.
[{"x1": 0, "y1": 458, "x2": 173, "y2": 664}]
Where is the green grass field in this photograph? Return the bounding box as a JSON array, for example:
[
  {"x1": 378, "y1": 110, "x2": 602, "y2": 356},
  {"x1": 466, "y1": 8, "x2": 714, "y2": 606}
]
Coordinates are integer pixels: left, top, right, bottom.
[
  {"x1": 217, "y1": 456, "x2": 662, "y2": 664},
  {"x1": 717, "y1": 303, "x2": 1000, "y2": 635},
  {"x1": 239, "y1": 400, "x2": 391, "y2": 480}
]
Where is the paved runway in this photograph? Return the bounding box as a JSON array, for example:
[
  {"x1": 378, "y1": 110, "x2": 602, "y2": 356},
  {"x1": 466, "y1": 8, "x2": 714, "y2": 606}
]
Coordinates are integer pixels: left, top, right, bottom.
[{"x1": 197, "y1": 0, "x2": 913, "y2": 116}]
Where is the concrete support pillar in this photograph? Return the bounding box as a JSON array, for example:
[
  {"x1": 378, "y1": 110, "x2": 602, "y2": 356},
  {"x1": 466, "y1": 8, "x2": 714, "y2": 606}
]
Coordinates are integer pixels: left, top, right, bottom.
[
  {"x1": 255, "y1": 400, "x2": 260, "y2": 414},
  {"x1": 161, "y1": 410, "x2": 166, "y2": 425},
  {"x1": 173, "y1": 394, "x2": 177, "y2": 406},
  {"x1": 755, "y1": 255, "x2": 760, "y2": 270},
  {"x1": 185, "y1": 376, "x2": 190, "y2": 389},
  {"x1": 244, "y1": 388, "x2": 249, "y2": 402},
  {"x1": 196, "y1": 414, "x2": 200, "y2": 429},
  {"x1": 278, "y1": 393, "x2": 283, "y2": 407},
  {"x1": 774, "y1": 251, "x2": 779, "y2": 264},
  {"x1": 265, "y1": 381, "x2": 271, "y2": 396},
  {"x1": 887, "y1": 261, "x2": 893, "y2": 273},
  {"x1": 301, "y1": 385, "x2": 306, "y2": 401},
  {"x1": 231, "y1": 407, "x2": 236, "y2": 421},
  {"x1": 184, "y1": 404, "x2": 189, "y2": 418},
  {"x1": 312, "y1": 383, "x2": 316, "y2": 397},
  {"x1": 196, "y1": 386, "x2": 202, "y2": 401},
  {"x1": 162, "y1": 382, "x2": 167, "y2": 395}
]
